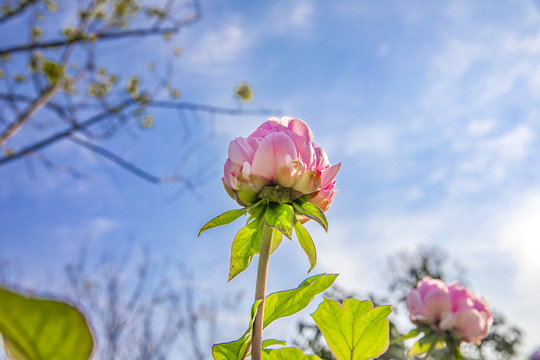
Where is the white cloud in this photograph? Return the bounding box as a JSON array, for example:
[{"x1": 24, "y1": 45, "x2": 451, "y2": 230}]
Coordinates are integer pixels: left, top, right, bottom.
[
  {"x1": 445, "y1": 124, "x2": 535, "y2": 195},
  {"x1": 186, "y1": 23, "x2": 251, "y2": 72},
  {"x1": 466, "y1": 118, "x2": 496, "y2": 137},
  {"x1": 288, "y1": 2, "x2": 314, "y2": 29},
  {"x1": 422, "y1": 11, "x2": 540, "y2": 121},
  {"x1": 495, "y1": 188, "x2": 540, "y2": 353},
  {"x1": 344, "y1": 125, "x2": 398, "y2": 156},
  {"x1": 497, "y1": 190, "x2": 540, "y2": 301},
  {"x1": 266, "y1": 1, "x2": 315, "y2": 38}
]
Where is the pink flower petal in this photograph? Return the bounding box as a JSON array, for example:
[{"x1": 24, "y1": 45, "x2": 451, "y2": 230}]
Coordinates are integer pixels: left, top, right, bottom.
[
  {"x1": 420, "y1": 292, "x2": 452, "y2": 322},
  {"x1": 321, "y1": 163, "x2": 342, "y2": 188},
  {"x1": 285, "y1": 130, "x2": 315, "y2": 167},
  {"x1": 251, "y1": 132, "x2": 298, "y2": 182},
  {"x1": 287, "y1": 118, "x2": 313, "y2": 141},
  {"x1": 314, "y1": 145, "x2": 330, "y2": 169},
  {"x1": 450, "y1": 309, "x2": 487, "y2": 342},
  {"x1": 406, "y1": 289, "x2": 423, "y2": 315},
  {"x1": 229, "y1": 137, "x2": 256, "y2": 165}
]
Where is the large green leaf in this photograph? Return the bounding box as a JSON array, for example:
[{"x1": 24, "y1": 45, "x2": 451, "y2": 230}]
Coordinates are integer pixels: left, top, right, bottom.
[
  {"x1": 212, "y1": 275, "x2": 336, "y2": 360},
  {"x1": 262, "y1": 339, "x2": 287, "y2": 349},
  {"x1": 292, "y1": 198, "x2": 328, "y2": 232},
  {"x1": 312, "y1": 298, "x2": 391, "y2": 360},
  {"x1": 264, "y1": 202, "x2": 294, "y2": 239},
  {"x1": 293, "y1": 218, "x2": 317, "y2": 273},
  {"x1": 262, "y1": 347, "x2": 321, "y2": 359},
  {"x1": 264, "y1": 274, "x2": 337, "y2": 328},
  {"x1": 228, "y1": 217, "x2": 264, "y2": 281},
  {"x1": 0, "y1": 286, "x2": 94, "y2": 360},
  {"x1": 212, "y1": 300, "x2": 261, "y2": 360},
  {"x1": 198, "y1": 208, "x2": 245, "y2": 237}
]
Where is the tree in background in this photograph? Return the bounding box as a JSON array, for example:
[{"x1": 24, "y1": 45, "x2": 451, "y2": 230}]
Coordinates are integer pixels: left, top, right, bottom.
[
  {"x1": 0, "y1": 245, "x2": 224, "y2": 359},
  {"x1": 294, "y1": 246, "x2": 523, "y2": 360},
  {"x1": 63, "y1": 246, "x2": 220, "y2": 360},
  {"x1": 0, "y1": 0, "x2": 273, "y2": 188}
]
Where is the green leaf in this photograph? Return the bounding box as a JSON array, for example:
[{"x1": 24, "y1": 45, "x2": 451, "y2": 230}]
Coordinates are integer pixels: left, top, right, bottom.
[
  {"x1": 406, "y1": 333, "x2": 444, "y2": 359},
  {"x1": 198, "y1": 209, "x2": 245, "y2": 237},
  {"x1": 262, "y1": 339, "x2": 287, "y2": 349},
  {"x1": 293, "y1": 218, "x2": 317, "y2": 272},
  {"x1": 406, "y1": 340, "x2": 431, "y2": 359},
  {"x1": 212, "y1": 275, "x2": 336, "y2": 360},
  {"x1": 269, "y1": 231, "x2": 283, "y2": 255},
  {"x1": 264, "y1": 202, "x2": 294, "y2": 239},
  {"x1": 262, "y1": 347, "x2": 321, "y2": 359},
  {"x1": 292, "y1": 198, "x2": 328, "y2": 232},
  {"x1": 228, "y1": 218, "x2": 264, "y2": 281},
  {"x1": 246, "y1": 200, "x2": 267, "y2": 222},
  {"x1": 212, "y1": 300, "x2": 261, "y2": 360},
  {"x1": 390, "y1": 327, "x2": 422, "y2": 344},
  {"x1": 0, "y1": 286, "x2": 94, "y2": 360},
  {"x1": 264, "y1": 274, "x2": 337, "y2": 328},
  {"x1": 312, "y1": 298, "x2": 391, "y2": 360}
]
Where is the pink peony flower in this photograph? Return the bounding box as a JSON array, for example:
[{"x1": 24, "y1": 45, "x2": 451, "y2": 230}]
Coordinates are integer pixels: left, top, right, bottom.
[
  {"x1": 406, "y1": 276, "x2": 493, "y2": 344},
  {"x1": 223, "y1": 116, "x2": 341, "y2": 211}
]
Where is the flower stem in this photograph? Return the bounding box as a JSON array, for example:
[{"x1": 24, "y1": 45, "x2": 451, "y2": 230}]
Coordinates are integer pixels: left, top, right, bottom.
[
  {"x1": 251, "y1": 224, "x2": 274, "y2": 360},
  {"x1": 424, "y1": 340, "x2": 438, "y2": 360}
]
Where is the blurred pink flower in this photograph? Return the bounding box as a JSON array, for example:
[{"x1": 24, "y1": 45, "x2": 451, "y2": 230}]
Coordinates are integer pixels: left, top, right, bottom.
[
  {"x1": 223, "y1": 116, "x2": 341, "y2": 211},
  {"x1": 406, "y1": 276, "x2": 493, "y2": 344},
  {"x1": 531, "y1": 349, "x2": 540, "y2": 360}
]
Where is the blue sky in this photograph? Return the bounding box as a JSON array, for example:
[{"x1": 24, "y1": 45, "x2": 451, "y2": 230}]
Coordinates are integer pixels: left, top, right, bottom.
[{"x1": 2, "y1": 0, "x2": 540, "y2": 357}]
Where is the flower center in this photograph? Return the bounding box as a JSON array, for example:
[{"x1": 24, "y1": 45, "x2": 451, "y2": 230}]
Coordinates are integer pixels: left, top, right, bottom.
[{"x1": 258, "y1": 185, "x2": 303, "y2": 203}]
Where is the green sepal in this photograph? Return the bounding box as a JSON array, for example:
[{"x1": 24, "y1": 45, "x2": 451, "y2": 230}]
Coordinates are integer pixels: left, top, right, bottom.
[
  {"x1": 222, "y1": 179, "x2": 236, "y2": 200},
  {"x1": 312, "y1": 298, "x2": 391, "y2": 360},
  {"x1": 293, "y1": 218, "x2": 317, "y2": 273},
  {"x1": 292, "y1": 197, "x2": 328, "y2": 232},
  {"x1": 198, "y1": 208, "x2": 245, "y2": 237},
  {"x1": 228, "y1": 217, "x2": 264, "y2": 281},
  {"x1": 0, "y1": 286, "x2": 95, "y2": 360},
  {"x1": 246, "y1": 200, "x2": 267, "y2": 223},
  {"x1": 237, "y1": 189, "x2": 259, "y2": 206},
  {"x1": 262, "y1": 347, "x2": 322, "y2": 359},
  {"x1": 264, "y1": 202, "x2": 294, "y2": 239}
]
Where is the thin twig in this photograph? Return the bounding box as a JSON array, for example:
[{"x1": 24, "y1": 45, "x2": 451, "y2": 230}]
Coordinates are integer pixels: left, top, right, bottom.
[
  {"x1": 0, "y1": 84, "x2": 58, "y2": 146},
  {"x1": 68, "y1": 135, "x2": 183, "y2": 185},
  {"x1": 0, "y1": 0, "x2": 38, "y2": 25}
]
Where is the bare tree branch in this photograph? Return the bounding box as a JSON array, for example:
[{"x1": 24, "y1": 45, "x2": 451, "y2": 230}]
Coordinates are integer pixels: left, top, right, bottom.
[
  {"x1": 0, "y1": 0, "x2": 280, "y2": 191},
  {"x1": 0, "y1": 0, "x2": 38, "y2": 25},
  {"x1": 0, "y1": 99, "x2": 136, "y2": 166},
  {"x1": 0, "y1": 99, "x2": 277, "y2": 168},
  {"x1": 69, "y1": 135, "x2": 185, "y2": 185},
  {"x1": 0, "y1": 84, "x2": 58, "y2": 146}
]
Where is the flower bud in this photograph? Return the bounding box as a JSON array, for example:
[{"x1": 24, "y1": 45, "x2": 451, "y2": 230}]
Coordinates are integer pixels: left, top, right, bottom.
[
  {"x1": 223, "y1": 116, "x2": 341, "y2": 210},
  {"x1": 406, "y1": 276, "x2": 493, "y2": 344}
]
